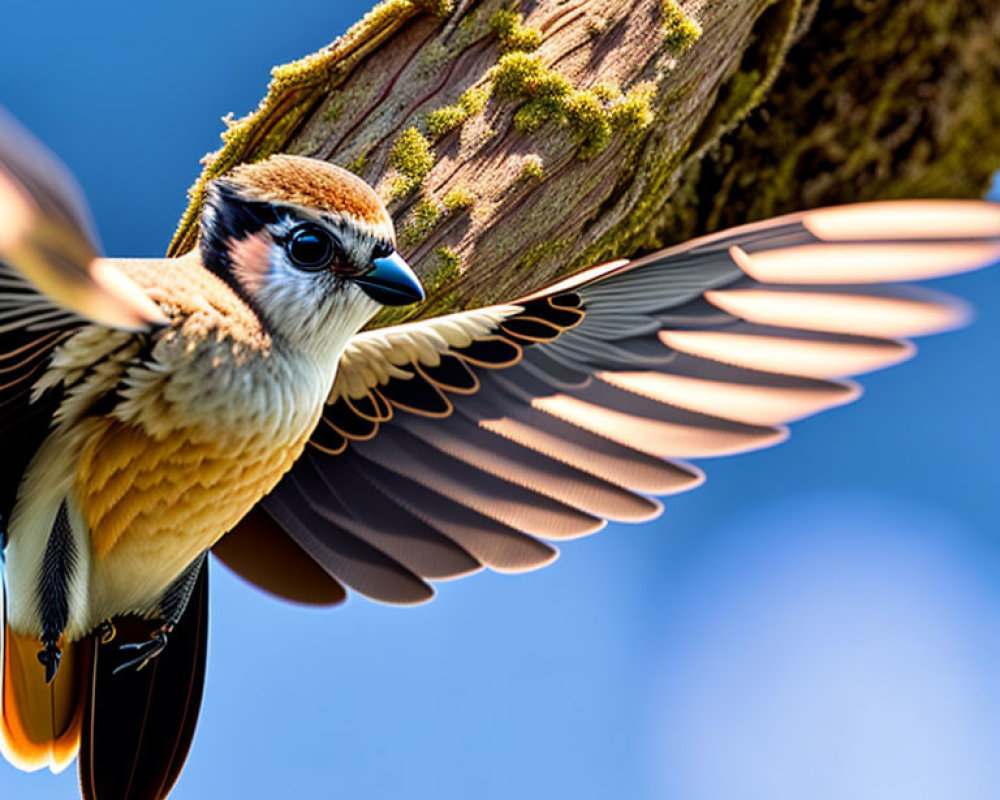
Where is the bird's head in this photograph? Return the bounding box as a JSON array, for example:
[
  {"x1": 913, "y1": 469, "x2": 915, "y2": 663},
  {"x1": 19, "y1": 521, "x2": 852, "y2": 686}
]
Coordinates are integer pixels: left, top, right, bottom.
[{"x1": 199, "y1": 154, "x2": 423, "y2": 357}]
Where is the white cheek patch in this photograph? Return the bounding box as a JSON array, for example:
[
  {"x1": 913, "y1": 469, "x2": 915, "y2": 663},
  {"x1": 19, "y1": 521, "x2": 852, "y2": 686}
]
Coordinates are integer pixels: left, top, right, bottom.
[
  {"x1": 255, "y1": 249, "x2": 342, "y2": 335},
  {"x1": 249, "y1": 211, "x2": 389, "y2": 361}
]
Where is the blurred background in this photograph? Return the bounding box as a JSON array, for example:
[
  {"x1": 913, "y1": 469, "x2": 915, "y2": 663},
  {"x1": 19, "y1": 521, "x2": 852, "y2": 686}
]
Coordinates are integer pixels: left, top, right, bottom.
[{"x1": 2, "y1": 3, "x2": 999, "y2": 798}]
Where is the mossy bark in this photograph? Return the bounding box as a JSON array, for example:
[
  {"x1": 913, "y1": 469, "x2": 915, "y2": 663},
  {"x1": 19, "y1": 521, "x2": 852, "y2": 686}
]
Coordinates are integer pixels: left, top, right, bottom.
[{"x1": 168, "y1": 0, "x2": 1000, "y2": 328}]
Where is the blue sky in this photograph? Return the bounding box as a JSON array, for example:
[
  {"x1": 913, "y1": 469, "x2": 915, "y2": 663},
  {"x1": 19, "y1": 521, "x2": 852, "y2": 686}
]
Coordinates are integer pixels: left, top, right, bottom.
[{"x1": 2, "y1": 3, "x2": 1000, "y2": 799}]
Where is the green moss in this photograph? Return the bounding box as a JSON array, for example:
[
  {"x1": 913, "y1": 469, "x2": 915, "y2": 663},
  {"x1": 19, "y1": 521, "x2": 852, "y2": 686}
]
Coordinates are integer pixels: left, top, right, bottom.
[
  {"x1": 358, "y1": 0, "x2": 421, "y2": 30},
  {"x1": 517, "y1": 238, "x2": 568, "y2": 272},
  {"x1": 321, "y1": 99, "x2": 342, "y2": 122},
  {"x1": 427, "y1": 247, "x2": 462, "y2": 290},
  {"x1": 519, "y1": 154, "x2": 544, "y2": 180},
  {"x1": 609, "y1": 81, "x2": 656, "y2": 132},
  {"x1": 389, "y1": 127, "x2": 435, "y2": 197},
  {"x1": 442, "y1": 186, "x2": 476, "y2": 212},
  {"x1": 169, "y1": 0, "x2": 425, "y2": 256},
  {"x1": 489, "y1": 8, "x2": 521, "y2": 39},
  {"x1": 397, "y1": 187, "x2": 474, "y2": 248},
  {"x1": 510, "y1": 100, "x2": 551, "y2": 132},
  {"x1": 425, "y1": 105, "x2": 467, "y2": 138},
  {"x1": 563, "y1": 91, "x2": 613, "y2": 158},
  {"x1": 390, "y1": 127, "x2": 434, "y2": 176},
  {"x1": 520, "y1": 70, "x2": 571, "y2": 103},
  {"x1": 346, "y1": 150, "x2": 369, "y2": 175},
  {"x1": 389, "y1": 178, "x2": 411, "y2": 198},
  {"x1": 398, "y1": 197, "x2": 444, "y2": 247},
  {"x1": 493, "y1": 52, "x2": 555, "y2": 95},
  {"x1": 592, "y1": 82, "x2": 621, "y2": 103},
  {"x1": 460, "y1": 84, "x2": 491, "y2": 115},
  {"x1": 661, "y1": 0, "x2": 702, "y2": 52},
  {"x1": 415, "y1": 197, "x2": 444, "y2": 225},
  {"x1": 506, "y1": 26, "x2": 542, "y2": 52},
  {"x1": 494, "y1": 53, "x2": 571, "y2": 133},
  {"x1": 574, "y1": 0, "x2": 813, "y2": 269},
  {"x1": 425, "y1": 84, "x2": 492, "y2": 138},
  {"x1": 494, "y1": 53, "x2": 655, "y2": 158},
  {"x1": 413, "y1": 0, "x2": 455, "y2": 17},
  {"x1": 490, "y1": 7, "x2": 542, "y2": 52}
]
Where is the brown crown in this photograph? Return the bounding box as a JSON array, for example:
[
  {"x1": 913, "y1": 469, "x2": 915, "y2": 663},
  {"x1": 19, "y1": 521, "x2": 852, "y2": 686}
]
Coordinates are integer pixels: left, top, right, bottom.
[{"x1": 225, "y1": 154, "x2": 390, "y2": 228}]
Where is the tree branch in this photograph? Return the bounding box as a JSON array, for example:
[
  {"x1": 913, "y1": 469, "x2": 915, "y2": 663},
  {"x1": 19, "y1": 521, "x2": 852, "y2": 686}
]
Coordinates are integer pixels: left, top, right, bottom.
[{"x1": 168, "y1": 0, "x2": 1000, "y2": 328}]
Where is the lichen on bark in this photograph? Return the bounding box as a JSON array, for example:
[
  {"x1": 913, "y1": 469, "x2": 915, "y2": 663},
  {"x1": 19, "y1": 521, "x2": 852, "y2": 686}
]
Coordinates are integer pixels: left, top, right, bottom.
[
  {"x1": 167, "y1": 0, "x2": 1000, "y2": 329},
  {"x1": 648, "y1": 0, "x2": 1000, "y2": 248}
]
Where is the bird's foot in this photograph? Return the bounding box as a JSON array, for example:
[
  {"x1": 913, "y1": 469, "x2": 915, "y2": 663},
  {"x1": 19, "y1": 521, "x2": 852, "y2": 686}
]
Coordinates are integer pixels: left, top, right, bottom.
[
  {"x1": 113, "y1": 623, "x2": 174, "y2": 674},
  {"x1": 36, "y1": 642, "x2": 62, "y2": 684},
  {"x1": 98, "y1": 620, "x2": 117, "y2": 644}
]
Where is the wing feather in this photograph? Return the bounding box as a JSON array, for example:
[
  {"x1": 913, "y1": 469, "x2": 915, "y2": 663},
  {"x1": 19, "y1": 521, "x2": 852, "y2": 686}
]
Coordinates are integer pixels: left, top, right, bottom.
[
  {"x1": 212, "y1": 509, "x2": 347, "y2": 606},
  {"x1": 490, "y1": 369, "x2": 788, "y2": 458},
  {"x1": 703, "y1": 285, "x2": 969, "y2": 337},
  {"x1": 658, "y1": 325, "x2": 914, "y2": 379},
  {"x1": 0, "y1": 110, "x2": 168, "y2": 528},
  {"x1": 221, "y1": 199, "x2": 999, "y2": 608},
  {"x1": 396, "y1": 412, "x2": 662, "y2": 522},
  {"x1": 457, "y1": 392, "x2": 705, "y2": 495},
  {"x1": 290, "y1": 453, "x2": 481, "y2": 581},
  {"x1": 0, "y1": 108, "x2": 163, "y2": 330},
  {"x1": 353, "y1": 426, "x2": 606, "y2": 540},
  {"x1": 262, "y1": 488, "x2": 434, "y2": 605},
  {"x1": 351, "y1": 458, "x2": 557, "y2": 573}
]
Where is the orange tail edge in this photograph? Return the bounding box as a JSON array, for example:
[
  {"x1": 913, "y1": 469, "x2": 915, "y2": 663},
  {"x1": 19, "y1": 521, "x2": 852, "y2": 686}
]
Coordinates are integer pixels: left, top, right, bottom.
[{"x1": 1, "y1": 625, "x2": 89, "y2": 774}]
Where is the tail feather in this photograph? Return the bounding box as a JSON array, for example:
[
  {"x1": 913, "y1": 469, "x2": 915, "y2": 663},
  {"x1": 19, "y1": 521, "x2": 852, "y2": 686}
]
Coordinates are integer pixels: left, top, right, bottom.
[
  {"x1": 80, "y1": 563, "x2": 209, "y2": 800},
  {"x1": 1, "y1": 624, "x2": 89, "y2": 774}
]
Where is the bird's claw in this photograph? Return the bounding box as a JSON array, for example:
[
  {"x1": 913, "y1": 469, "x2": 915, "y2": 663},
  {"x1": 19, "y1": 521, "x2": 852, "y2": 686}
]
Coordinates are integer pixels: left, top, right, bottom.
[
  {"x1": 98, "y1": 620, "x2": 117, "y2": 644},
  {"x1": 112, "y1": 624, "x2": 173, "y2": 674}
]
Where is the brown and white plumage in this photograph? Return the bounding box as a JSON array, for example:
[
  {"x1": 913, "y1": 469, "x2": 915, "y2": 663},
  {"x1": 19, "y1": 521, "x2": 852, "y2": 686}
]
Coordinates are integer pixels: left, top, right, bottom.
[
  {"x1": 0, "y1": 106, "x2": 998, "y2": 800},
  {"x1": 5, "y1": 176, "x2": 402, "y2": 635},
  {"x1": 0, "y1": 110, "x2": 420, "y2": 788}
]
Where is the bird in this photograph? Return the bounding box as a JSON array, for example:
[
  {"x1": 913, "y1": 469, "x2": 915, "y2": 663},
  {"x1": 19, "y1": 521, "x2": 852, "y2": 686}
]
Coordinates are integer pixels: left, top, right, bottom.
[{"x1": 0, "y1": 104, "x2": 998, "y2": 800}]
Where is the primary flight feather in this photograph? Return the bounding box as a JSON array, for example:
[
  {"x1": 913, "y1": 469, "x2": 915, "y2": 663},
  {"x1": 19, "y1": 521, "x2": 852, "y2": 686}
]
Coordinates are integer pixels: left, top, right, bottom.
[{"x1": 0, "y1": 106, "x2": 997, "y2": 799}]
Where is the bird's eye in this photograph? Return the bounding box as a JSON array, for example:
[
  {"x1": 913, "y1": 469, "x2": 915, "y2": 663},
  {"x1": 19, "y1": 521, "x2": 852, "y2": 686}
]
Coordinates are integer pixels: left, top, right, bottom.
[{"x1": 286, "y1": 225, "x2": 338, "y2": 271}]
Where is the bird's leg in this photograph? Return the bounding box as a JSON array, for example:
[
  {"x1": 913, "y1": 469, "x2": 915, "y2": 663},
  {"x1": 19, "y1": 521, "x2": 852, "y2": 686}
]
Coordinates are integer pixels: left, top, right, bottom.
[
  {"x1": 114, "y1": 551, "x2": 206, "y2": 674},
  {"x1": 36, "y1": 502, "x2": 77, "y2": 684}
]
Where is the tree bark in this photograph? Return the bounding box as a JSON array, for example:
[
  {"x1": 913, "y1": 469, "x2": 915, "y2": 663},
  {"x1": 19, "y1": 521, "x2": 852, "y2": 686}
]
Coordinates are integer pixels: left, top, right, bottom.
[{"x1": 167, "y1": 0, "x2": 1000, "y2": 328}]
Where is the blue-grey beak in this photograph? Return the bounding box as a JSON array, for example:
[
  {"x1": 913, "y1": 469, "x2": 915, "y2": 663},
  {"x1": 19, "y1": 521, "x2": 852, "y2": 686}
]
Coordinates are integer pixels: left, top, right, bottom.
[{"x1": 354, "y1": 251, "x2": 425, "y2": 306}]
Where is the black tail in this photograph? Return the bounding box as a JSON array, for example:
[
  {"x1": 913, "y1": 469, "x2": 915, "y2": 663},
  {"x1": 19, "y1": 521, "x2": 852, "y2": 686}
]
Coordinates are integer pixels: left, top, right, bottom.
[{"x1": 80, "y1": 565, "x2": 209, "y2": 800}]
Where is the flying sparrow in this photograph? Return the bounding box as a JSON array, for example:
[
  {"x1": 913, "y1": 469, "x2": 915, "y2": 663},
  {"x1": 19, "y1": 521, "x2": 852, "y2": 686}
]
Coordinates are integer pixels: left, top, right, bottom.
[{"x1": 1, "y1": 106, "x2": 998, "y2": 800}]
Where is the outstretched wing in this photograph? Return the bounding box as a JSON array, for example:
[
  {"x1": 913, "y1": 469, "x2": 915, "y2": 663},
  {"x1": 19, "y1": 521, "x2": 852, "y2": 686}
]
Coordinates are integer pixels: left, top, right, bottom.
[
  {"x1": 0, "y1": 108, "x2": 163, "y2": 332},
  {"x1": 215, "y1": 200, "x2": 1000, "y2": 606},
  {"x1": 0, "y1": 110, "x2": 164, "y2": 530}
]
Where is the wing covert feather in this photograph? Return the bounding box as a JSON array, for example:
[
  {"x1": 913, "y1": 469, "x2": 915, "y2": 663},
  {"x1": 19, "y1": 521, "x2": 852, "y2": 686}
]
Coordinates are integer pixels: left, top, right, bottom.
[{"x1": 228, "y1": 200, "x2": 1000, "y2": 607}]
